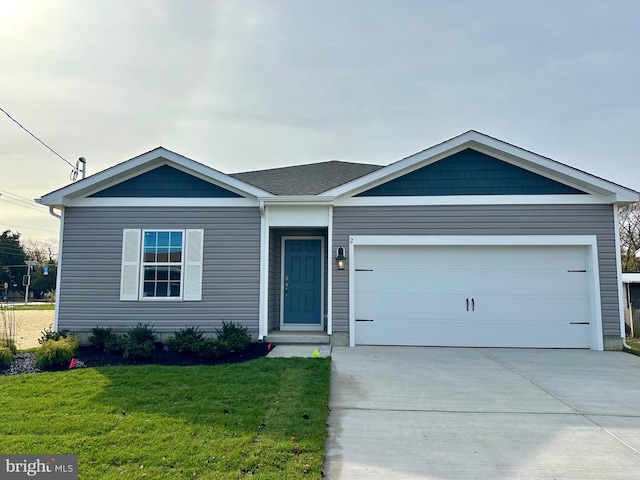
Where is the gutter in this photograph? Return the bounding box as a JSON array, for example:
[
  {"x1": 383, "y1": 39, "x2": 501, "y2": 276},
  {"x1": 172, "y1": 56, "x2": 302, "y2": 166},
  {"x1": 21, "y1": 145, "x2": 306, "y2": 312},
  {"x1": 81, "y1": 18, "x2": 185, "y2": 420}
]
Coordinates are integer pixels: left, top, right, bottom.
[{"x1": 48, "y1": 207, "x2": 61, "y2": 219}]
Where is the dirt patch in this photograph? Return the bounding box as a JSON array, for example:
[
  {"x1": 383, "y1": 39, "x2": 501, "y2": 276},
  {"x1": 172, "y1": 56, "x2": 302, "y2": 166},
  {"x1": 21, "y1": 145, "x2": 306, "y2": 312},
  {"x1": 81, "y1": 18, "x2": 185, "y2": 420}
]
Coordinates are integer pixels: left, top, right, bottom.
[{"x1": 2, "y1": 310, "x2": 54, "y2": 350}]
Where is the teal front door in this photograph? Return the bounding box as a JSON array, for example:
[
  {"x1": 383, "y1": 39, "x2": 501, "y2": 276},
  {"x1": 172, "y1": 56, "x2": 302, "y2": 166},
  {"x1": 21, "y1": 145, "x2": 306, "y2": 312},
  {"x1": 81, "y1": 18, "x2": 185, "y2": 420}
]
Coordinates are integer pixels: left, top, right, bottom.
[{"x1": 283, "y1": 239, "x2": 322, "y2": 326}]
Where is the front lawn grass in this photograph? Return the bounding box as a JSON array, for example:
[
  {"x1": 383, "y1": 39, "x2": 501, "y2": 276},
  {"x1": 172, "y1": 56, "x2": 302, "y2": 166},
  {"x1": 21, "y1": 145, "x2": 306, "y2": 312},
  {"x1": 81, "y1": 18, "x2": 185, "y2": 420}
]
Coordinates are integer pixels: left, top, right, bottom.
[{"x1": 0, "y1": 357, "x2": 330, "y2": 479}]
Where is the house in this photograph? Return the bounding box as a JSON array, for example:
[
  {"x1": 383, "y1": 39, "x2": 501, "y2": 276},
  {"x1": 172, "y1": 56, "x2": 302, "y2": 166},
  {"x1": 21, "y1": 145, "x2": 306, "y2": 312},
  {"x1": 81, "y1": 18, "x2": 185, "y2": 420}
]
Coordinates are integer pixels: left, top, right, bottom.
[{"x1": 37, "y1": 131, "x2": 640, "y2": 351}]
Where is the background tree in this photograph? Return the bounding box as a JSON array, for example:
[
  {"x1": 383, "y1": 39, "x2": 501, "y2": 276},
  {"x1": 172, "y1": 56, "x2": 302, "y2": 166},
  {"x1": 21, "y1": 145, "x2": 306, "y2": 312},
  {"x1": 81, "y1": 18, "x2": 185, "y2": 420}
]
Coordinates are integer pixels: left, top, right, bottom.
[
  {"x1": 21, "y1": 237, "x2": 58, "y2": 299},
  {"x1": 619, "y1": 203, "x2": 640, "y2": 272},
  {"x1": 0, "y1": 230, "x2": 27, "y2": 299}
]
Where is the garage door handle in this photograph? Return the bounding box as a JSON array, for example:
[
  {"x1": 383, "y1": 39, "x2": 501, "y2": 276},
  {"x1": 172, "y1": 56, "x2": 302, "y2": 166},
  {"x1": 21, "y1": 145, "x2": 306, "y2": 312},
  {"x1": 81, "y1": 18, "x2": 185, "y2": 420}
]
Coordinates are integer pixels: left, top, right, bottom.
[
  {"x1": 466, "y1": 298, "x2": 469, "y2": 311},
  {"x1": 472, "y1": 298, "x2": 475, "y2": 311}
]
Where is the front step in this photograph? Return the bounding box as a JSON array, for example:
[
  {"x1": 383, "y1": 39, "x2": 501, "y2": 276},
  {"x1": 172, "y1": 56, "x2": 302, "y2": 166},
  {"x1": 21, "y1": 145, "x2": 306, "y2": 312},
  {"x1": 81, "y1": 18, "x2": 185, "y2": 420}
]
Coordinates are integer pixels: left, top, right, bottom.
[{"x1": 263, "y1": 331, "x2": 330, "y2": 345}]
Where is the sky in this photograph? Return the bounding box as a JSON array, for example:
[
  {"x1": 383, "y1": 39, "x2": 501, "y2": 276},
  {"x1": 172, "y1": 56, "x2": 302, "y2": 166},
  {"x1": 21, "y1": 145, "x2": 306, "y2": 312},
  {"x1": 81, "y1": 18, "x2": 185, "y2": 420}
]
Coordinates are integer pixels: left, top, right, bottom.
[{"x1": 1, "y1": 0, "x2": 639, "y2": 248}]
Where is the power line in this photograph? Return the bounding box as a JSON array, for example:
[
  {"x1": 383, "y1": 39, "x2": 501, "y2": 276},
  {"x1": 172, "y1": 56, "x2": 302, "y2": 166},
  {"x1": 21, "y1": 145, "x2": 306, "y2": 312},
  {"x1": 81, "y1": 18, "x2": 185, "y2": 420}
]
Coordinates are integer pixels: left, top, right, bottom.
[
  {"x1": 1, "y1": 197, "x2": 50, "y2": 215},
  {"x1": 0, "y1": 106, "x2": 75, "y2": 169},
  {"x1": 0, "y1": 223, "x2": 59, "y2": 234},
  {"x1": 0, "y1": 189, "x2": 45, "y2": 206}
]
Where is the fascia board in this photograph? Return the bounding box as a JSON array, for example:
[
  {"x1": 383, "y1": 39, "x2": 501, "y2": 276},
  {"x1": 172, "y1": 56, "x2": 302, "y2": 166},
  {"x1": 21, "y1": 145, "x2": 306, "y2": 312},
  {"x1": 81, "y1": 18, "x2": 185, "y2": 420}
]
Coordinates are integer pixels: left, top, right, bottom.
[
  {"x1": 321, "y1": 131, "x2": 640, "y2": 203},
  {"x1": 259, "y1": 196, "x2": 335, "y2": 206},
  {"x1": 38, "y1": 147, "x2": 273, "y2": 206}
]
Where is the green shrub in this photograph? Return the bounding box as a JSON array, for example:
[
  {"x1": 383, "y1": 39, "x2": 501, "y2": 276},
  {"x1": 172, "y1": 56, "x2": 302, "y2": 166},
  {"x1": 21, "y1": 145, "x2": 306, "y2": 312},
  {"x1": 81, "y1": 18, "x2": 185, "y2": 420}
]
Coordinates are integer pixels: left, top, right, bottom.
[
  {"x1": 194, "y1": 338, "x2": 230, "y2": 359},
  {"x1": 35, "y1": 336, "x2": 78, "y2": 369},
  {"x1": 166, "y1": 326, "x2": 204, "y2": 354},
  {"x1": 216, "y1": 321, "x2": 252, "y2": 352},
  {"x1": 123, "y1": 323, "x2": 157, "y2": 360},
  {"x1": 38, "y1": 327, "x2": 71, "y2": 345},
  {"x1": 1, "y1": 338, "x2": 17, "y2": 355},
  {"x1": 0, "y1": 346, "x2": 13, "y2": 368},
  {"x1": 88, "y1": 327, "x2": 124, "y2": 353}
]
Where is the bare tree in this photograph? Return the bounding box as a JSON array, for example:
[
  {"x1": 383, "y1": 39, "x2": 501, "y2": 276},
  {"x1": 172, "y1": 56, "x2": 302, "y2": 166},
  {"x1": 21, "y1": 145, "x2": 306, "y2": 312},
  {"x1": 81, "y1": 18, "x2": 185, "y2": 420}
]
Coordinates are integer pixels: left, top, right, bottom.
[
  {"x1": 619, "y1": 203, "x2": 640, "y2": 272},
  {"x1": 21, "y1": 238, "x2": 58, "y2": 264}
]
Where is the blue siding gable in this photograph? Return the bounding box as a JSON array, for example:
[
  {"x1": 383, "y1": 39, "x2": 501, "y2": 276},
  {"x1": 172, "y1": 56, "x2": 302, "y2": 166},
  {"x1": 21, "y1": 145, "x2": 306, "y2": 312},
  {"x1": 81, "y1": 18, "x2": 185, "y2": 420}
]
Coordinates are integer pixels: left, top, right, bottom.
[
  {"x1": 90, "y1": 165, "x2": 243, "y2": 198},
  {"x1": 357, "y1": 149, "x2": 587, "y2": 196}
]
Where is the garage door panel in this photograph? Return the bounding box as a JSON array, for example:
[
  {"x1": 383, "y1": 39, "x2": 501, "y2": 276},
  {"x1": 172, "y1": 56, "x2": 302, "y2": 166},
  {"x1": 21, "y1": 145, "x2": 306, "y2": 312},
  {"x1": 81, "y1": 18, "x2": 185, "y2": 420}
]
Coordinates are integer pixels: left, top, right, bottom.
[
  {"x1": 354, "y1": 244, "x2": 592, "y2": 348},
  {"x1": 356, "y1": 271, "x2": 465, "y2": 295},
  {"x1": 356, "y1": 319, "x2": 590, "y2": 348}
]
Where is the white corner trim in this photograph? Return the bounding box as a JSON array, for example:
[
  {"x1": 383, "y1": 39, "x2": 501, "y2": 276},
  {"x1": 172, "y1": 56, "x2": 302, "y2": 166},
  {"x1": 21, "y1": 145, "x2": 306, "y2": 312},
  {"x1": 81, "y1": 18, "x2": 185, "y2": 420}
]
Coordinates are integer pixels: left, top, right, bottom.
[
  {"x1": 53, "y1": 207, "x2": 65, "y2": 331},
  {"x1": 258, "y1": 204, "x2": 269, "y2": 340},
  {"x1": 327, "y1": 206, "x2": 334, "y2": 336},
  {"x1": 613, "y1": 206, "x2": 629, "y2": 348}
]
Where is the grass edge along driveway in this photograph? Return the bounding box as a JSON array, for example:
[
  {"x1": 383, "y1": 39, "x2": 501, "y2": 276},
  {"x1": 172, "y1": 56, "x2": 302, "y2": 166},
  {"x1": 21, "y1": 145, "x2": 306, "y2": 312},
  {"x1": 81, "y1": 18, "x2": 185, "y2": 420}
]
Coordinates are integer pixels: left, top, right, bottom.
[{"x1": 0, "y1": 357, "x2": 330, "y2": 479}]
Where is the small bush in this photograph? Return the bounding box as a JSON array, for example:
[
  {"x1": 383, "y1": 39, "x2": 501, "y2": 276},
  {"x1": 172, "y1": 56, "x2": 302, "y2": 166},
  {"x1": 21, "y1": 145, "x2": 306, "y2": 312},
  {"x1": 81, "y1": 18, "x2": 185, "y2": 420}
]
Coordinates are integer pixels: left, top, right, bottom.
[
  {"x1": 166, "y1": 326, "x2": 204, "y2": 354},
  {"x1": 89, "y1": 327, "x2": 124, "y2": 353},
  {"x1": 216, "y1": 321, "x2": 252, "y2": 352},
  {"x1": 123, "y1": 323, "x2": 157, "y2": 360},
  {"x1": 194, "y1": 338, "x2": 230, "y2": 359},
  {"x1": 0, "y1": 346, "x2": 13, "y2": 368},
  {"x1": 35, "y1": 336, "x2": 78, "y2": 369},
  {"x1": 1, "y1": 338, "x2": 17, "y2": 355},
  {"x1": 38, "y1": 327, "x2": 71, "y2": 345}
]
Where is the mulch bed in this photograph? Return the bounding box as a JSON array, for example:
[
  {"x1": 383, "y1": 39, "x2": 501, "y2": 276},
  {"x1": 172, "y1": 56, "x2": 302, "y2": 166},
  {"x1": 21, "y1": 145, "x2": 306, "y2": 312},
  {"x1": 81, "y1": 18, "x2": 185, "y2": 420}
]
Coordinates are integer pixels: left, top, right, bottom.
[{"x1": 1, "y1": 342, "x2": 274, "y2": 376}]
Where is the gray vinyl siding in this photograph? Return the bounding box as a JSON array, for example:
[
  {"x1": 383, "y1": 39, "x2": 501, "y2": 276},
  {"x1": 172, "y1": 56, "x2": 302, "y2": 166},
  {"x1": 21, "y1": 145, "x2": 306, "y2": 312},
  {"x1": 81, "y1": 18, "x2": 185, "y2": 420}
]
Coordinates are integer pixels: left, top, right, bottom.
[
  {"x1": 332, "y1": 204, "x2": 620, "y2": 337},
  {"x1": 57, "y1": 206, "x2": 260, "y2": 336}
]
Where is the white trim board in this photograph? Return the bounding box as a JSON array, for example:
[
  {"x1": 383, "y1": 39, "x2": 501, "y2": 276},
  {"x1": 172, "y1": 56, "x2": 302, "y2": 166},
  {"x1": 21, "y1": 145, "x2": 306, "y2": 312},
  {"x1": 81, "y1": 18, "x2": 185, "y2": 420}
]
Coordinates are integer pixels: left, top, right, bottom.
[
  {"x1": 347, "y1": 234, "x2": 603, "y2": 351},
  {"x1": 335, "y1": 194, "x2": 615, "y2": 207}
]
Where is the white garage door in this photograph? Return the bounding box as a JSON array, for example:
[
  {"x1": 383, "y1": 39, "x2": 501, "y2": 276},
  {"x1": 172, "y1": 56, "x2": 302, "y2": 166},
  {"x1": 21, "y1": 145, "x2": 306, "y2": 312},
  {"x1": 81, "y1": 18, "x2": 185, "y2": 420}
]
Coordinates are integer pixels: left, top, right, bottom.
[{"x1": 354, "y1": 245, "x2": 592, "y2": 348}]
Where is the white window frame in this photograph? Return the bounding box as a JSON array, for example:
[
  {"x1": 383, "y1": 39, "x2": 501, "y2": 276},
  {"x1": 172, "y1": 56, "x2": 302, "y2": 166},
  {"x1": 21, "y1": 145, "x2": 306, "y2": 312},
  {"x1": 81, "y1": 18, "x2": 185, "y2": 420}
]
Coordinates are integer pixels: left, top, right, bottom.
[
  {"x1": 140, "y1": 229, "x2": 185, "y2": 301},
  {"x1": 120, "y1": 228, "x2": 204, "y2": 302}
]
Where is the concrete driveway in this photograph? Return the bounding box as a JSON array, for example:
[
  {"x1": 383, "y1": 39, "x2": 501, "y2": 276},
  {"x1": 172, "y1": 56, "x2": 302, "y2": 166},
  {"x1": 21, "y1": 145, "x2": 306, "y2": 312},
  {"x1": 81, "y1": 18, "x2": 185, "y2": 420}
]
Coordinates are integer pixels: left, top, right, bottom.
[{"x1": 324, "y1": 347, "x2": 640, "y2": 479}]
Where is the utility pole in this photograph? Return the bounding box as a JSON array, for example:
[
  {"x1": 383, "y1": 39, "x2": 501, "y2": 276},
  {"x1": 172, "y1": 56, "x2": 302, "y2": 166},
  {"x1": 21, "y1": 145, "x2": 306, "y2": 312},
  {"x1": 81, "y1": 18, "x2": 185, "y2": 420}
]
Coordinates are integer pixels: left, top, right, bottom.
[{"x1": 24, "y1": 260, "x2": 38, "y2": 304}]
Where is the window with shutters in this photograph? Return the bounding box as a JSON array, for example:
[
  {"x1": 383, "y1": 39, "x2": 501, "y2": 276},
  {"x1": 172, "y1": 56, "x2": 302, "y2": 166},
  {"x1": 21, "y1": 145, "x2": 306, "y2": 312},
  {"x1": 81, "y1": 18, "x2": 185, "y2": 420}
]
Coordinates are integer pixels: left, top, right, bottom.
[{"x1": 120, "y1": 228, "x2": 204, "y2": 301}]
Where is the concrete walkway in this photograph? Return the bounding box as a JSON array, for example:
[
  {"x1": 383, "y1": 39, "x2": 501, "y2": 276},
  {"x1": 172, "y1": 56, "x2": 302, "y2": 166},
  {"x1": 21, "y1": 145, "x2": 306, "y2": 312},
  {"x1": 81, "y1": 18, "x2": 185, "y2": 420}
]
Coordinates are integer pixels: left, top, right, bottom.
[
  {"x1": 266, "y1": 344, "x2": 331, "y2": 358},
  {"x1": 324, "y1": 347, "x2": 640, "y2": 479}
]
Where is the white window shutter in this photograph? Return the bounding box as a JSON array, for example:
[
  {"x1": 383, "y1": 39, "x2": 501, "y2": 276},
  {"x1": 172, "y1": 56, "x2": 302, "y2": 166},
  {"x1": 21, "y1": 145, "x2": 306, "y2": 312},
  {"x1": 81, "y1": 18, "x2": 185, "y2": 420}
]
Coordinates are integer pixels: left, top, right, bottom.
[
  {"x1": 120, "y1": 229, "x2": 141, "y2": 301},
  {"x1": 183, "y1": 229, "x2": 204, "y2": 301}
]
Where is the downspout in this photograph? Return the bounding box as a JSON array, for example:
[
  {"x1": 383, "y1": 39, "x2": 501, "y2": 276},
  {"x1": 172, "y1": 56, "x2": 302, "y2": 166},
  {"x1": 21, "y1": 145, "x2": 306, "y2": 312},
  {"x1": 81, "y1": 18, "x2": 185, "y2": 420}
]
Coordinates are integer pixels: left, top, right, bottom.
[
  {"x1": 48, "y1": 207, "x2": 61, "y2": 219},
  {"x1": 613, "y1": 205, "x2": 632, "y2": 350},
  {"x1": 48, "y1": 206, "x2": 64, "y2": 332}
]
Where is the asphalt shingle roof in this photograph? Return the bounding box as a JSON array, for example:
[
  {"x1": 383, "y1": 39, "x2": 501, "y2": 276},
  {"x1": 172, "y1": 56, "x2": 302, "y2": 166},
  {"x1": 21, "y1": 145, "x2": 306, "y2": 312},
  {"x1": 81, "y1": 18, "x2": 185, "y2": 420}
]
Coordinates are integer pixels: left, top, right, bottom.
[{"x1": 230, "y1": 160, "x2": 383, "y2": 195}]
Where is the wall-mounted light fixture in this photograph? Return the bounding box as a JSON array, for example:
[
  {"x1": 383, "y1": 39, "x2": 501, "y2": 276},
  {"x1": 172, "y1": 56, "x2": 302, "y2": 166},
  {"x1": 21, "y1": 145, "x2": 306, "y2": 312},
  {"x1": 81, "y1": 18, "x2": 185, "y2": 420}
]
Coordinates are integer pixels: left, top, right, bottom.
[{"x1": 336, "y1": 246, "x2": 346, "y2": 270}]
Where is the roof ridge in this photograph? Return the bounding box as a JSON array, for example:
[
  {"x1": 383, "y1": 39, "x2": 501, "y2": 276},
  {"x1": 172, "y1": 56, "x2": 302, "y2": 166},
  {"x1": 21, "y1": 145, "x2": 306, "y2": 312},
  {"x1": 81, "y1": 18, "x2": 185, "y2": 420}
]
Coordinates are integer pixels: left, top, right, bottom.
[{"x1": 231, "y1": 159, "x2": 382, "y2": 176}]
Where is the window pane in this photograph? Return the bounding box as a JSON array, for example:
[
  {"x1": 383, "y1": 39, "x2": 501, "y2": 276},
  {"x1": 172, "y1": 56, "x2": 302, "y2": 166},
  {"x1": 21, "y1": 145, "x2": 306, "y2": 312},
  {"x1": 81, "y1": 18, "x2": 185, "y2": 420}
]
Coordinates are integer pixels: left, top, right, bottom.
[
  {"x1": 143, "y1": 282, "x2": 155, "y2": 297},
  {"x1": 169, "y1": 267, "x2": 181, "y2": 280},
  {"x1": 144, "y1": 250, "x2": 157, "y2": 262},
  {"x1": 158, "y1": 231, "x2": 170, "y2": 247},
  {"x1": 157, "y1": 249, "x2": 169, "y2": 262},
  {"x1": 144, "y1": 267, "x2": 156, "y2": 281},
  {"x1": 157, "y1": 267, "x2": 169, "y2": 281},
  {"x1": 144, "y1": 231, "x2": 157, "y2": 247},
  {"x1": 170, "y1": 282, "x2": 180, "y2": 297},
  {"x1": 169, "y1": 250, "x2": 181, "y2": 262},
  {"x1": 170, "y1": 231, "x2": 183, "y2": 247},
  {"x1": 156, "y1": 283, "x2": 168, "y2": 297}
]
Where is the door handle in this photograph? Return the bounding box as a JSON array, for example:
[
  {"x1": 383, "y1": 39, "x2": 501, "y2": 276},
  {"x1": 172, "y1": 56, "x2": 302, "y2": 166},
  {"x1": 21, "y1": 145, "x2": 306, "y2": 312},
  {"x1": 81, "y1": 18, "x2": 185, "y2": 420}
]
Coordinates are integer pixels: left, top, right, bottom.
[
  {"x1": 472, "y1": 298, "x2": 475, "y2": 311},
  {"x1": 466, "y1": 298, "x2": 469, "y2": 311},
  {"x1": 285, "y1": 282, "x2": 288, "y2": 295}
]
